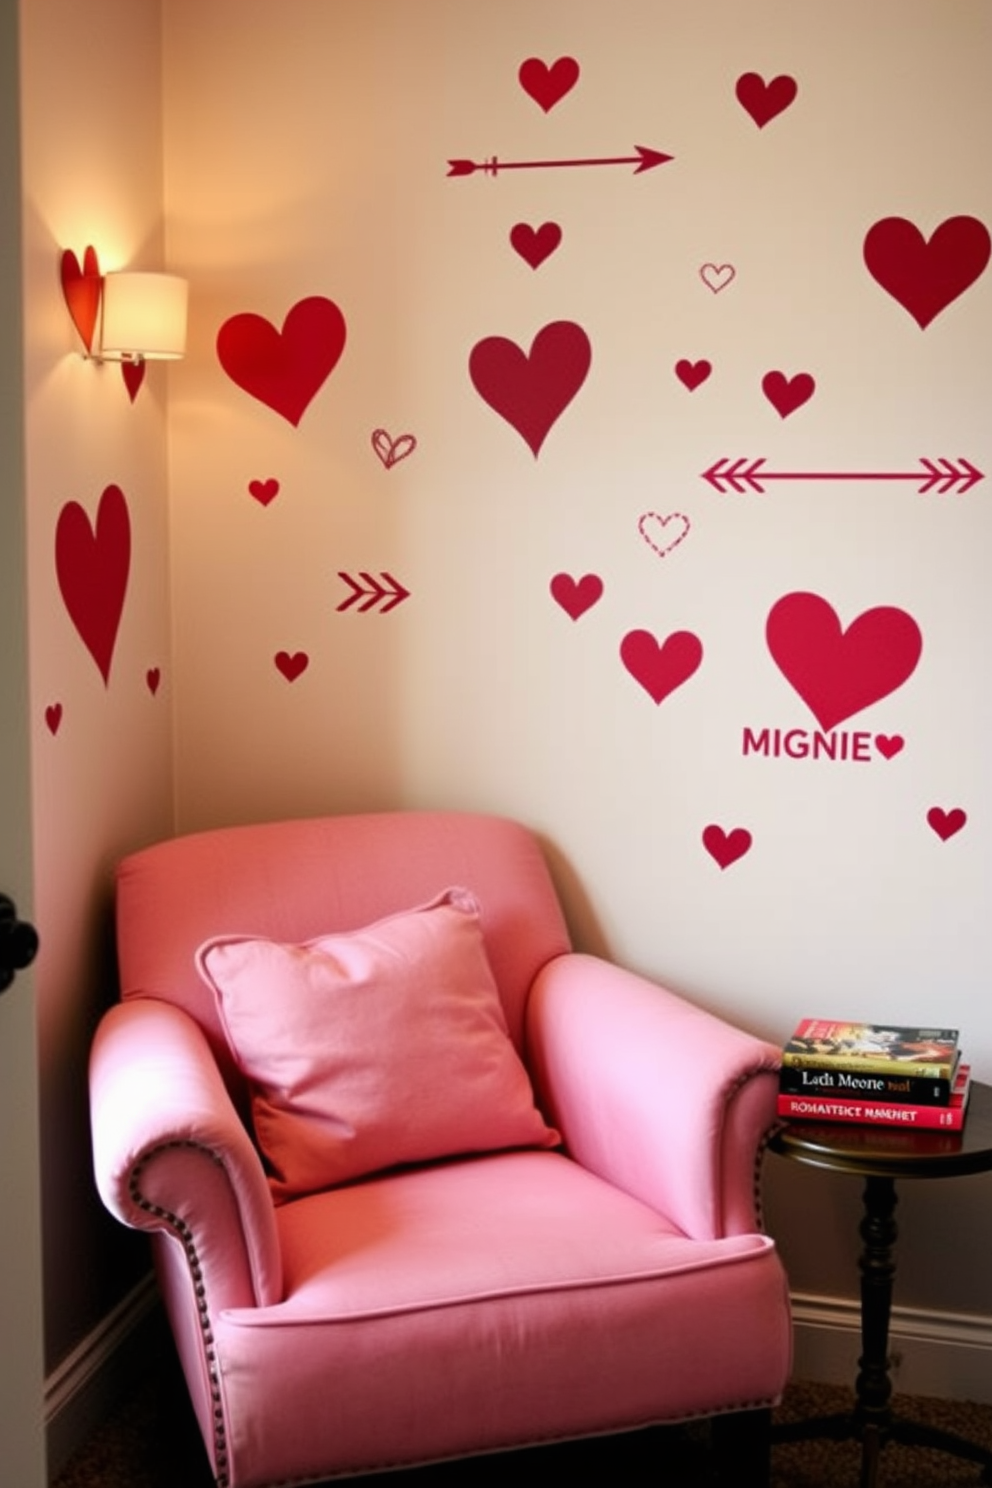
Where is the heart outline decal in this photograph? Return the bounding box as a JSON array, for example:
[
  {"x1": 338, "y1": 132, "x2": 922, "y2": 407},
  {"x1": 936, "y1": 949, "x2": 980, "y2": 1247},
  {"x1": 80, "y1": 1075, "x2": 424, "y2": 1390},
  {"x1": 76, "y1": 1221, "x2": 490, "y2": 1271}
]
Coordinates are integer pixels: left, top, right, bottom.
[
  {"x1": 700, "y1": 263, "x2": 735, "y2": 293},
  {"x1": 371, "y1": 429, "x2": 417, "y2": 469},
  {"x1": 638, "y1": 511, "x2": 691, "y2": 559}
]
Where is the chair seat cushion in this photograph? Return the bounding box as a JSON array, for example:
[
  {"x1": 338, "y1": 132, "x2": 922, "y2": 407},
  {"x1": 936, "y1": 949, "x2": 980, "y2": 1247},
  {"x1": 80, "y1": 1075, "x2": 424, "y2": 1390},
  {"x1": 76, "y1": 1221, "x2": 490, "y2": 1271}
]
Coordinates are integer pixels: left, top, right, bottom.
[
  {"x1": 214, "y1": 1152, "x2": 790, "y2": 1483},
  {"x1": 196, "y1": 888, "x2": 559, "y2": 1201}
]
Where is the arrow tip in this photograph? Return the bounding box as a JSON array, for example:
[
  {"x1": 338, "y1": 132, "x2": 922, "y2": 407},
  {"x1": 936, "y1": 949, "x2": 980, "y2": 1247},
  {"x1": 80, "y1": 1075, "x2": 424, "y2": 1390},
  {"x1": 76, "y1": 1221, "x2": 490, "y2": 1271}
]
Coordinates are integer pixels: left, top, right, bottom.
[{"x1": 634, "y1": 145, "x2": 674, "y2": 173}]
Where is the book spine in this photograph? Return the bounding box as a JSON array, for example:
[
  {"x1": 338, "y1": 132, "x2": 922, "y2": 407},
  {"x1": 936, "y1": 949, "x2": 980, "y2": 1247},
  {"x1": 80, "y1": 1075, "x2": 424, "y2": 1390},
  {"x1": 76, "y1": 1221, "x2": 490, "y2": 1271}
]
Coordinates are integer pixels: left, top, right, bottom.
[
  {"x1": 780, "y1": 1050, "x2": 954, "y2": 1080},
  {"x1": 778, "y1": 1065, "x2": 952, "y2": 1105},
  {"x1": 776, "y1": 1093, "x2": 966, "y2": 1131}
]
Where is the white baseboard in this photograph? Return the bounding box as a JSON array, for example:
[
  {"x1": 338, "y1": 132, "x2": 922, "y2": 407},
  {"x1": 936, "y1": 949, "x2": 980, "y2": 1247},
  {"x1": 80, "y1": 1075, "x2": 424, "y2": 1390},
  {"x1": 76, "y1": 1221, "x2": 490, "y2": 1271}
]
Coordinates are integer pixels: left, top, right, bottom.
[
  {"x1": 44, "y1": 1273, "x2": 161, "y2": 1481},
  {"x1": 791, "y1": 1290, "x2": 992, "y2": 1405}
]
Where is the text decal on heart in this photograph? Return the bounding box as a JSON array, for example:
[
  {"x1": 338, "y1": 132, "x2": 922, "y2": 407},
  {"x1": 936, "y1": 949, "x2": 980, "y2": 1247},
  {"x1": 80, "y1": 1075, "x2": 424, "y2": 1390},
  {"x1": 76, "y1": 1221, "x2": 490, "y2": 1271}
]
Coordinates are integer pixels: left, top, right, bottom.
[
  {"x1": 735, "y1": 72, "x2": 798, "y2": 128},
  {"x1": 550, "y1": 572, "x2": 603, "y2": 620},
  {"x1": 55, "y1": 483, "x2": 131, "y2": 686},
  {"x1": 469, "y1": 320, "x2": 591, "y2": 457},
  {"x1": 217, "y1": 295, "x2": 347, "y2": 426},
  {"x1": 60, "y1": 246, "x2": 102, "y2": 353},
  {"x1": 621, "y1": 629, "x2": 703, "y2": 705},
  {"x1": 863, "y1": 216, "x2": 991, "y2": 329},
  {"x1": 766, "y1": 591, "x2": 922, "y2": 731},
  {"x1": 518, "y1": 56, "x2": 579, "y2": 112}
]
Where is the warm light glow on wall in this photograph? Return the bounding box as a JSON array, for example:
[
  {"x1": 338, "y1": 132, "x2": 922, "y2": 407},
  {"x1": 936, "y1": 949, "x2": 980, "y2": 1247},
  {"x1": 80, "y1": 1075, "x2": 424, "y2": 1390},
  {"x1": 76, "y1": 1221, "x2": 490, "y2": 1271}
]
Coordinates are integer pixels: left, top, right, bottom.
[{"x1": 100, "y1": 271, "x2": 188, "y2": 361}]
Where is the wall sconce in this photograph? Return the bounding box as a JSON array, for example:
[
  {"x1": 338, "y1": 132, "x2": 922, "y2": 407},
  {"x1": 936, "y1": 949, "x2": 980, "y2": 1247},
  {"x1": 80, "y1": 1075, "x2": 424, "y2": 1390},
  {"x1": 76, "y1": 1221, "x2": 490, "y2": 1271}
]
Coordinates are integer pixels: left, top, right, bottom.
[{"x1": 100, "y1": 272, "x2": 188, "y2": 363}]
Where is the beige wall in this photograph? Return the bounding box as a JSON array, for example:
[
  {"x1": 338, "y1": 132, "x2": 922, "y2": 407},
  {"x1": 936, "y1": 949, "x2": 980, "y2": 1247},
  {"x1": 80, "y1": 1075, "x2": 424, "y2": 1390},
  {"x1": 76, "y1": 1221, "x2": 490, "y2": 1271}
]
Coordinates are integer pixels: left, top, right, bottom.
[
  {"x1": 19, "y1": 0, "x2": 174, "y2": 1366},
  {"x1": 163, "y1": 0, "x2": 992, "y2": 1314}
]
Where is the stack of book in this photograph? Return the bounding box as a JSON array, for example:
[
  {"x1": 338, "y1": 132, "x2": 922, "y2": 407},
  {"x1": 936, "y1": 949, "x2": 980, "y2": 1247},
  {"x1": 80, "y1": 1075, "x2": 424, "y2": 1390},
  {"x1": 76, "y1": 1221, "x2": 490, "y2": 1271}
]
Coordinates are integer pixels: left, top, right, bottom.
[{"x1": 777, "y1": 1020, "x2": 971, "y2": 1131}]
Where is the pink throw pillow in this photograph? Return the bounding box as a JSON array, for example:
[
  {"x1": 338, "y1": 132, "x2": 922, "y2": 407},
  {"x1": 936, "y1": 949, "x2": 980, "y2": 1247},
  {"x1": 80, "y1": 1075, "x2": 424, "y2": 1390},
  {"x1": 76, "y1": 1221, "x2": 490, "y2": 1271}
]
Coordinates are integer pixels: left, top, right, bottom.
[{"x1": 196, "y1": 888, "x2": 559, "y2": 1201}]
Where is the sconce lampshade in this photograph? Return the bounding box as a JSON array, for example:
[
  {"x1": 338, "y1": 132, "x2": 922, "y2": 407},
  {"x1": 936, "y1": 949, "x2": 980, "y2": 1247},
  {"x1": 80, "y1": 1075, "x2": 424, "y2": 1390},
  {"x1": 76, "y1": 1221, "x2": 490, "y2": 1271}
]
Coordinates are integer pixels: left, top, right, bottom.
[{"x1": 100, "y1": 271, "x2": 188, "y2": 360}]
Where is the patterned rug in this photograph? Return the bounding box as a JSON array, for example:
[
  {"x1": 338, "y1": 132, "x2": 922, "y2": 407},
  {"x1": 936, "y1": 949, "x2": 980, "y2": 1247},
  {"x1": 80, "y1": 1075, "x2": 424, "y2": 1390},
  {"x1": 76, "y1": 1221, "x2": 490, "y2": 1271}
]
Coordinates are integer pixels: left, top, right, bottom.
[{"x1": 53, "y1": 1337, "x2": 992, "y2": 1487}]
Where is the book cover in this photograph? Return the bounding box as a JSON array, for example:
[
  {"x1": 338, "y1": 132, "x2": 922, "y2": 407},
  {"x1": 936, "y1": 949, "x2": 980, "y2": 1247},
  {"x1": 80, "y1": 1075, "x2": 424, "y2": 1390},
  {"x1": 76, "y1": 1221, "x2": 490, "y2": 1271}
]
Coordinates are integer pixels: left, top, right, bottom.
[
  {"x1": 781, "y1": 1020, "x2": 959, "y2": 1080},
  {"x1": 778, "y1": 1056, "x2": 959, "y2": 1106},
  {"x1": 776, "y1": 1064, "x2": 971, "y2": 1132}
]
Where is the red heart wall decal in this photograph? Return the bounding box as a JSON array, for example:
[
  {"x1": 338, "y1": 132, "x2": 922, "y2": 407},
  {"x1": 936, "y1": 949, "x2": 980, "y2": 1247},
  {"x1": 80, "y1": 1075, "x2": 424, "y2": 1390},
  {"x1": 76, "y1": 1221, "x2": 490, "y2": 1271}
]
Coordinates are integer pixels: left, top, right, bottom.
[
  {"x1": 469, "y1": 320, "x2": 591, "y2": 457},
  {"x1": 735, "y1": 72, "x2": 797, "y2": 127},
  {"x1": 60, "y1": 246, "x2": 102, "y2": 353},
  {"x1": 45, "y1": 704, "x2": 63, "y2": 736},
  {"x1": 274, "y1": 650, "x2": 309, "y2": 682},
  {"x1": 927, "y1": 807, "x2": 966, "y2": 841},
  {"x1": 121, "y1": 359, "x2": 146, "y2": 402},
  {"x1": 762, "y1": 370, "x2": 815, "y2": 418},
  {"x1": 863, "y1": 216, "x2": 991, "y2": 329},
  {"x1": 249, "y1": 478, "x2": 280, "y2": 506},
  {"x1": 703, "y1": 825, "x2": 752, "y2": 869},
  {"x1": 217, "y1": 296, "x2": 347, "y2": 426},
  {"x1": 146, "y1": 667, "x2": 161, "y2": 695},
  {"x1": 510, "y1": 222, "x2": 563, "y2": 269},
  {"x1": 675, "y1": 358, "x2": 712, "y2": 390},
  {"x1": 620, "y1": 629, "x2": 703, "y2": 704},
  {"x1": 766, "y1": 592, "x2": 922, "y2": 731},
  {"x1": 518, "y1": 56, "x2": 579, "y2": 112},
  {"x1": 550, "y1": 572, "x2": 603, "y2": 620},
  {"x1": 55, "y1": 484, "x2": 131, "y2": 686}
]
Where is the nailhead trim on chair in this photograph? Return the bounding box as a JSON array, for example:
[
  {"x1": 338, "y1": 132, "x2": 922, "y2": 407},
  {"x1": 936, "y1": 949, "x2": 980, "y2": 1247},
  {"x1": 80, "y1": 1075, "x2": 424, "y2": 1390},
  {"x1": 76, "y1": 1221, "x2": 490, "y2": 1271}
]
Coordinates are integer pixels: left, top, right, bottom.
[{"x1": 129, "y1": 1142, "x2": 231, "y2": 1488}]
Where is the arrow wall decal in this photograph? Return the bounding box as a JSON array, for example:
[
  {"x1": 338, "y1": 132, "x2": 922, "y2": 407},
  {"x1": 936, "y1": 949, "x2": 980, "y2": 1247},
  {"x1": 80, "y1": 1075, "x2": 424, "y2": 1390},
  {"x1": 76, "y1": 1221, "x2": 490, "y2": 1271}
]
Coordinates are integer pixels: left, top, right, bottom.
[
  {"x1": 701, "y1": 456, "x2": 984, "y2": 496},
  {"x1": 336, "y1": 571, "x2": 411, "y2": 614},
  {"x1": 447, "y1": 145, "x2": 673, "y2": 178}
]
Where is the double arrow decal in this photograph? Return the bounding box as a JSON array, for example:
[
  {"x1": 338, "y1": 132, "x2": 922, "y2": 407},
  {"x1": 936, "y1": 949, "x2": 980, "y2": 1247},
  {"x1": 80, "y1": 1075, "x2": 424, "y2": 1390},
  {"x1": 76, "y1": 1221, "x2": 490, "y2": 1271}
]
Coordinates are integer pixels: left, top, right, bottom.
[
  {"x1": 447, "y1": 145, "x2": 673, "y2": 178},
  {"x1": 702, "y1": 456, "x2": 984, "y2": 496},
  {"x1": 337, "y1": 571, "x2": 410, "y2": 614}
]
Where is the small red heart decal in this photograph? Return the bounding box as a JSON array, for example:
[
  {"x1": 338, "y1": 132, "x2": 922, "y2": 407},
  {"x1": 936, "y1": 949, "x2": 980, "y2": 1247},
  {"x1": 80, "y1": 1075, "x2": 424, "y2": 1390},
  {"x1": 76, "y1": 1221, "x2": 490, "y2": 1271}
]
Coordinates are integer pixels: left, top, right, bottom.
[
  {"x1": 469, "y1": 320, "x2": 591, "y2": 458},
  {"x1": 45, "y1": 704, "x2": 63, "y2": 736},
  {"x1": 767, "y1": 592, "x2": 922, "y2": 731},
  {"x1": 121, "y1": 360, "x2": 146, "y2": 402},
  {"x1": 217, "y1": 296, "x2": 347, "y2": 426},
  {"x1": 146, "y1": 667, "x2": 161, "y2": 695},
  {"x1": 60, "y1": 246, "x2": 102, "y2": 353},
  {"x1": 863, "y1": 216, "x2": 991, "y2": 330},
  {"x1": 510, "y1": 222, "x2": 563, "y2": 269},
  {"x1": 700, "y1": 263, "x2": 736, "y2": 293},
  {"x1": 371, "y1": 429, "x2": 417, "y2": 469},
  {"x1": 762, "y1": 370, "x2": 815, "y2": 418},
  {"x1": 518, "y1": 56, "x2": 579, "y2": 112},
  {"x1": 927, "y1": 807, "x2": 966, "y2": 841},
  {"x1": 249, "y1": 478, "x2": 280, "y2": 506},
  {"x1": 735, "y1": 72, "x2": 798, "y2": 128},
  {"x1": 550, "y1": 573, "x2": 603, "y2": 620},
  {"x1": 675, "y1": 359, "x2": 712, "y2": 391},
  {"x1": 620, "y1": 629, "x2": 703, "y2": 705},
  {"x1": 875, "y1": 734, "x2": 904, "y2": 760},
  {"x1": 55, "y1": 484, "x2": 131, "y2": 686},
  {"x1": 274, "y1": 650, "x2": 309, "y2": 682},
  {"x1": 703, "y1": 825, "x2": 752, "y2": 869}
]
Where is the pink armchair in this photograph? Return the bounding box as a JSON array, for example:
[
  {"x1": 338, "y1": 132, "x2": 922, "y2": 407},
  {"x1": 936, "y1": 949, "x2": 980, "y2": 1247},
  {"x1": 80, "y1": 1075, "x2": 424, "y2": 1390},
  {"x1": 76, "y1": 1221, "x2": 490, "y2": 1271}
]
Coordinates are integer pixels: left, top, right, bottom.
[{"x1": 90, "y1": 812, "x2": 791, "y2": 1488}]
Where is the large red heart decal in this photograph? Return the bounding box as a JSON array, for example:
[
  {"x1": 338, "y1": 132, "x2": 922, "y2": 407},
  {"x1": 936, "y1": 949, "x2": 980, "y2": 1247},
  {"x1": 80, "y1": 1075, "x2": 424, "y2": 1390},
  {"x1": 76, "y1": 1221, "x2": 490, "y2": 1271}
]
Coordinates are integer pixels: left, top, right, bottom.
[
  {"x1": 469, "y1": 320, "x2": 591, "y2": 457},
  {"x1": 621, "y1": 629, "x2": 703, "y2": 705},
  {"x1": 518, "y1": 57, "x2": 579, "y2": 112},
  {"x1": 217, "y1": 296, "x2": 347, "y2": 426},
  {"x1": 863, "y1": 216, "x2": 991, "y2": 329},
  {"x1": 766, "y1": 592, "x2": 922, "y2": 731},
  {"x1": 60, "y1": 246, "x2": 102, "y2": 353},
  {"x1": 55, "y1": 483, "x2": 131, "y2": 686}
]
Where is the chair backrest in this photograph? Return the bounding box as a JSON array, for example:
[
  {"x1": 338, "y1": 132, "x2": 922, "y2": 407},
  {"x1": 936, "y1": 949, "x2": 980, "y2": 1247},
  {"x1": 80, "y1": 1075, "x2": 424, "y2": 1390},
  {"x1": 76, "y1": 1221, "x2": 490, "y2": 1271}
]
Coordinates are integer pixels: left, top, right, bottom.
[{"x1": 116, "y1": 811, "x2": 572, "y2": 1099}]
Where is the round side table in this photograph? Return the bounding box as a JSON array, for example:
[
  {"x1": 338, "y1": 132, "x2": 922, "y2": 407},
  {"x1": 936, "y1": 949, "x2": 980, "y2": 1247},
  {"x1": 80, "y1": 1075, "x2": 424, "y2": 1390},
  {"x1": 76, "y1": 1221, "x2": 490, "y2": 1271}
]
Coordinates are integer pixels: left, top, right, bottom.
[{"x1": 768, "y1": 1078, "x2": 992, "y2": 1488}]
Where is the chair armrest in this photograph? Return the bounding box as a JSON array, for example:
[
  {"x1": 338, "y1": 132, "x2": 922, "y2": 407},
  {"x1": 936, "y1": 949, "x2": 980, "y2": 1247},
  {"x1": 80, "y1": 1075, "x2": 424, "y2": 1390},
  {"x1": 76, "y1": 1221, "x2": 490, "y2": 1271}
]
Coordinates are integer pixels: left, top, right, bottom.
[
  {"x1": 90, "y1": 998, "x2": 282, "y2": 1308},
  {"x1": 525, "y1": 953, "x2": 781, "y2": 1241}
]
